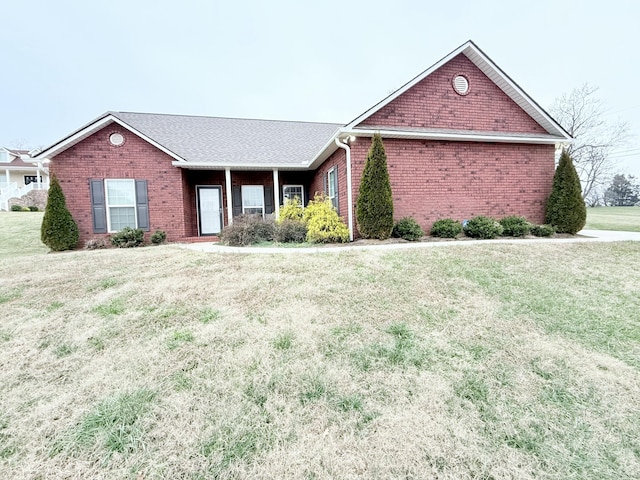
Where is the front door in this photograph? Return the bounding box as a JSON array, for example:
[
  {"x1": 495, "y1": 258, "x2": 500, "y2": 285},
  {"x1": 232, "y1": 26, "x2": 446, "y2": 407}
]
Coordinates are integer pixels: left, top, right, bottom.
[{"x1": 197, "y1": 186, "x2": 223, "y2": 235}]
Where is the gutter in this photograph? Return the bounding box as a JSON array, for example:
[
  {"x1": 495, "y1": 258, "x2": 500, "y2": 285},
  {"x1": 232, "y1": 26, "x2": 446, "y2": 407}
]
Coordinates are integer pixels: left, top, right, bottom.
[{"x1": 334, "y1": 137, "x2": 354, "y2": 242}]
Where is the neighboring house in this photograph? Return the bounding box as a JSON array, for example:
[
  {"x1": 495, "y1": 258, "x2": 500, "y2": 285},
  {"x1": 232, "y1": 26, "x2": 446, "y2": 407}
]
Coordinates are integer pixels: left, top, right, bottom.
[
  {"x1": 0, "y1": 147, "x2": 50, "y2": 211},
  {"x1": 34, "y1": 40, "x2": 570, "y2": 244}
]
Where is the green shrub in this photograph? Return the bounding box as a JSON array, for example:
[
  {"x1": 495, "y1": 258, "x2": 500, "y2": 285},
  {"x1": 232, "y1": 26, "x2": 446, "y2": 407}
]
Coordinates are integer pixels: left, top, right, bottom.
[
  {"x1": 530, "y1": 224, "x2": 555, "y2": 237},
  {"x1": 28, "y1": 206, "x2": 39, "y2": 212},
  {"x1": 392, "y1": 217, "x2": 424, "y2": 241},
  {"x1": 356, "y1": 133, "x2": 394, "y2": 239},
  {"x1": 10, "y1": 205, "x2": 23, "y2": 211},
  {"x1": 430, "y1": 218, "x2": 463, "y2": 238},
  {"x1": 21, "y1": 206, "x2": 30, "y2": 212},
  {"x1": 304, "y1": 194, "x2": 349, "y2": 243},
  {"x1": 275, "y1": 220, "x2": 307, "y2": 243},
  {"x1": 150, "y1": 230, "x2": 167, "y2": 245},
  {"x1": 545, "y1": 149, "x2": 586, "y2": 234},
  {"x1": 40, "y1": 175, "x2": 79, "y2": 251},
  {"x1": 220, "y1": 215, "x2": 275, "y2": 246},
  {"x1": 499, "y1": 215, "x2": 531, "y2": 237},
  {"x1": 464, "y1": 216, "x2": 503, "y2": 239},
  {"x1": 278, "y1": 197, "x2": 304, "y2": 223},
  {"x1": 110, "y1": 227, "x2": 145, "y2": 248}
]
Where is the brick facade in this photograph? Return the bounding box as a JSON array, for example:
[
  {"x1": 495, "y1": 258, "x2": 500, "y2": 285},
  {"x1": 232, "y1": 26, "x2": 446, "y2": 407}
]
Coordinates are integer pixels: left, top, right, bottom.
[
  {"x1": 358, "y1": 54, "x2": 545, "y2": 134},
  {"x1": 309, "y1": 149, "x2": 348, "y2": 219},
  {"x1": 347, "y1": 138, "x2": 554, "y2": 233},
  {"x1": 50, "y1": 124, "x2": 187, "y2": 245}
]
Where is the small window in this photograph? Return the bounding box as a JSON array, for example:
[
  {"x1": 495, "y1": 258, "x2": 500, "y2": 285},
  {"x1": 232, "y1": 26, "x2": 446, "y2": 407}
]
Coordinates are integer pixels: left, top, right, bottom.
[
  {"x1": 109, "y1": 132, "x2": 125, "y2": 146},
  {"x1": 105, "y1": 179, "x2": 137, "y2": 232},
  {"x1": 327, "y1": 168, "x2": 338, "y2": 210},
  {"x1": 242, "y1": 185, "x2": 264, "y2": 217},
  {"x1": 283, "y1": 185, "x2": 304, "y2": 204}
]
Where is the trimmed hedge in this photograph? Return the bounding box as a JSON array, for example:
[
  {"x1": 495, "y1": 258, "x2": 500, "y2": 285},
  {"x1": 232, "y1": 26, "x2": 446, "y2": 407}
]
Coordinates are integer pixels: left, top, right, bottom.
[
  {"x1": 392, "y1": 217, "x2": 424, "y2": 241},
  {"x1": 430, "y1": 218, "x2": 463, "y2": 238},
  {"x1": 110, "y1": 227, "x2": 145, "y2": 248},
  {"x1": 499, "y1": 216, "x2": 531, "y2": 237},
  {"x1": 464, "y1": 216, "x2": 503, "y2": 239},
  {"x1": 530, "y1": 224, "x2": 555, "y2": 237}
]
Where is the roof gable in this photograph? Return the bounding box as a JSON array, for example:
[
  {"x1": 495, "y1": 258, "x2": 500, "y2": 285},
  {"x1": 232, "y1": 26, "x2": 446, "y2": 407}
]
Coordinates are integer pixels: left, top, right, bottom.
[{"x1": 346, "y1": 41, "x2": 570, "y2": 140}]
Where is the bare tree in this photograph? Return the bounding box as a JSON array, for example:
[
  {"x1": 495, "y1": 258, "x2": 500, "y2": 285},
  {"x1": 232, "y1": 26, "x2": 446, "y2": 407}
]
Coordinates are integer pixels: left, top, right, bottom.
[{"x1": 550, "y1": 84, "x2": 629, "y2": 204}]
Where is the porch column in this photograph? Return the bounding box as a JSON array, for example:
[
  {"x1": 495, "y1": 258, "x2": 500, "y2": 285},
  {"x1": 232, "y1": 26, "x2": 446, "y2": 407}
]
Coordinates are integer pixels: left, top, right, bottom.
[
  {"x1": 225, "y1": 168, "x2": 233, "y2": 225},
  {"x1": 5, "y1": 170, "x2": 9, "y2": 185},
  {"x1": 36, "y1": 163, "x2": 42, "y2": 190},
  {"x1": 273, "y1": 169, "x2": 280, "y2": 219}
]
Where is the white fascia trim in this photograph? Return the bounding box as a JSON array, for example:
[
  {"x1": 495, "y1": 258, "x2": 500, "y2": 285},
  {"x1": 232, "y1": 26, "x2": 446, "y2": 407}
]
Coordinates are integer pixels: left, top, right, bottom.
[
  {"x1": 171, "y1": 161, "x2": 313, "y2": 170},
  {"x1": 344, "y1": 41, "x2": 571, "y2": 141},
  {"x1": 35, "y1": 115, "x2": 187, "y2": 163},
  {"x1": 348, "y1": 129, "x2": 570, "y2": 145}
]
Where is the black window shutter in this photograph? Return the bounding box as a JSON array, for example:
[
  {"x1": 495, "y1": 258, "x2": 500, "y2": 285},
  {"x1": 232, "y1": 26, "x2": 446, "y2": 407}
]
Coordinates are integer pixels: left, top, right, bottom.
[
  {"x1": 135, "y1": 180, "x2": 150, "y2": 231},
  {"x1": 264, "y1": 185, "x2": 274, "y2": 215},
  {"x1": 322, "y1": 173, "x2": 327, "y2": 195},
  {"x1": 89, "y1": 179, "x2": 107, "y2": 233},
  {"x1": 333, "y1": 166, "x2": 339, "y2": 213},
  {"x1": 232, "y1": 186, "x2": 242, "y2": 217}
]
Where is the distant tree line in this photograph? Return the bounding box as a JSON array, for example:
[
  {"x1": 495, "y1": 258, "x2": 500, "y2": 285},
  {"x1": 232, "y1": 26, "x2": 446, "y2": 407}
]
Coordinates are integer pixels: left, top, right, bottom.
[{"x1": 603, "y1": 174, "x2": 639, "y2": 206}]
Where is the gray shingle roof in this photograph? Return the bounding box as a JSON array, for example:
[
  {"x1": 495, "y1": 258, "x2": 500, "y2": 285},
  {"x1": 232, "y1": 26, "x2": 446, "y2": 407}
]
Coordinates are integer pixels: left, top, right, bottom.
[{"x1": 111, "y1": 112, "x2": 342, "y2": 167}]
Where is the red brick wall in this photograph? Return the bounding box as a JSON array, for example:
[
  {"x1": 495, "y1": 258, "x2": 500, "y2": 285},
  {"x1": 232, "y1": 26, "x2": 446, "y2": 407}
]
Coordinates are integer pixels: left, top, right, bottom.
[
  {"x1": 348, "y1": 137, "x2": 554, "y2": 233},
  {"x1": 309, "y1": 149, "x2": 348, "y2": 219},
  {"x1": 358, "y1": 54, "x2": 545, "y2": 134},
  {"x1": 50, "y1": 123, "x2": 187, "y2": 245}
]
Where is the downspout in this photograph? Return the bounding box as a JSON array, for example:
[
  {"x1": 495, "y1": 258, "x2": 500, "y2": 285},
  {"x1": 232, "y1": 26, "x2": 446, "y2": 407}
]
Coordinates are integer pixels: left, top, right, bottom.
[{"x1": 334, "y1": 137, "x2": 354, "y2": 242}]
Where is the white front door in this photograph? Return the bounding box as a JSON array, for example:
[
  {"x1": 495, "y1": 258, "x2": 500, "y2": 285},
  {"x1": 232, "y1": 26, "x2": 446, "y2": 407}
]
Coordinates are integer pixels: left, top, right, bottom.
[{"x1": 197, "y1": 186, "x2": 223, "y2": 235}]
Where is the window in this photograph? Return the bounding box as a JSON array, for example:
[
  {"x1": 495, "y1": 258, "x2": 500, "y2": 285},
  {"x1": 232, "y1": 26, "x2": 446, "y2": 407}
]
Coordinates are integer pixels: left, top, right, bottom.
[
  {"x1": 242, "y1": 185, "x2": 264, "y2": 216},
  {"x1": 327, "y1": 167, "x2": 338, "y2": 210},
  {"x1": 282, "y1": 185, "x2": 304, "y2": 204},
  {"x1": 105, "y1": 179, "x2": 137, "y2": 232}
]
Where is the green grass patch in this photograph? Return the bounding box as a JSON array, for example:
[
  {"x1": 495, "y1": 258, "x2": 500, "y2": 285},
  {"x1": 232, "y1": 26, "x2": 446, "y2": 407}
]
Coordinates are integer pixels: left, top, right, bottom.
[
  {"x1": 272, "y1": 331, "x2": 294, "y2": 350},
  {"x1": 52, "y1": 389, "x2": 156, "y2": 459},
  {"x1": 586, "y1": 206, "x2": 640, "y2": 232},
  {"x1": 92, "y1": 297, "x2": 128, "y2": 317},
  {"x1": 54, "y1": 343, "x2": 77, "y2": 358},
  {"x1": 198, "y1": 307, "x2": 221, "y2": 324},
  {"x1": 0, "y1": 212, "x2": 47, "y2": 257},
  {"x1": 166, "y1": 330, "x2": 195, "y2": 350}
]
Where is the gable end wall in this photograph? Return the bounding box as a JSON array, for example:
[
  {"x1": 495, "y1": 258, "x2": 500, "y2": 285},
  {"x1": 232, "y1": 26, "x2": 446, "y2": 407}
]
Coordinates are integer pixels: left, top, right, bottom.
[
  {"x1": 358, "y1": 54, "x2": 545, "y2": 134},
  {"x1": 49, "y1": 124, "x2": 187, "y2": 245}
]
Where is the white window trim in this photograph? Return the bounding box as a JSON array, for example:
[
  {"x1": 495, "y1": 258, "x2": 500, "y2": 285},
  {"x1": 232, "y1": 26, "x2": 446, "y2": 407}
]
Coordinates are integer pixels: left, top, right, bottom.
[
  {"x1": 327, "y1": 168, "x2": 337, "y2": 208},
  {"x1": 282, "y1": 184, "x2": 304, "y2": 204},
  {"x1": 241, "y1": 185, "x2": 265, "y2": 217},
  {"x1": 105, "y1": 179, "x2": 138, "y2": 233}
]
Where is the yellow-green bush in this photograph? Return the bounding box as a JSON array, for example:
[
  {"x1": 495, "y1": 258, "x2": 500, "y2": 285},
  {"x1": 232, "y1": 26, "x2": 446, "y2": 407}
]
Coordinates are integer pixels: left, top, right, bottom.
[
  {"x1": 277, "y1": 197, "x2": 304, "y2": 223},
  {"x1": 303, "y1": 194, "x2": 349, "y2": 243}
]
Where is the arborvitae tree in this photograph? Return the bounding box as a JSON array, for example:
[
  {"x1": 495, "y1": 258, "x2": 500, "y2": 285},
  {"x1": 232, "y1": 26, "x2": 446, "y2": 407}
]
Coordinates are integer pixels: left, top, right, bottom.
[
  {"x1": 545, "y1": 149, "x2": 587, "y2": 234},
  {"x1": 41, "y1": 175, "x2": 79, "y2": 251},
  {"x1": 356, "y1": 133, "x2": 394, "y2": 239}
]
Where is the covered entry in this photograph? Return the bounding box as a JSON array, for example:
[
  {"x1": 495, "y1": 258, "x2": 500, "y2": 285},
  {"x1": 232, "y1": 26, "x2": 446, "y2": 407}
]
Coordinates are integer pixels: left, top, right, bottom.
[{"x1": 196, "y1": 185, "x2": 223, "y2": 235}]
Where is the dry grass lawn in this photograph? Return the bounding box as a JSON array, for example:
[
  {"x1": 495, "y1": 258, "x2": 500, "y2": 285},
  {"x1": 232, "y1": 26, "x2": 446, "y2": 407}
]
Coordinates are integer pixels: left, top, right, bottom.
[{"x1": 1, "y1": 213, "x2": 639, "y2": 479}]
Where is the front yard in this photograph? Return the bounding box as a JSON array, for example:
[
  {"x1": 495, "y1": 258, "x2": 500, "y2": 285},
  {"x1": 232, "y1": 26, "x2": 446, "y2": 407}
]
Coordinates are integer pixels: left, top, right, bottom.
[{"x1": 0, "y1": 213, "x2": 639, "y2": 479}]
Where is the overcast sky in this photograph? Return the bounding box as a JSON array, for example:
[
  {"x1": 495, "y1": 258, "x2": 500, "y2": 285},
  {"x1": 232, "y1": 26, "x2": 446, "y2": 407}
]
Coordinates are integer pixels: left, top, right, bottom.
[{"x1": 2, "y1": 0, "x2": 639, "y2": 176}]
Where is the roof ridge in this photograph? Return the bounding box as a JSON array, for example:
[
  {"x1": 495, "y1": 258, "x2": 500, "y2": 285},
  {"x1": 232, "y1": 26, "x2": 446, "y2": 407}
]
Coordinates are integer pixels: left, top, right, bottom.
[{"x1": 114, "y1": 111, "x2": 344, "y2": 127}]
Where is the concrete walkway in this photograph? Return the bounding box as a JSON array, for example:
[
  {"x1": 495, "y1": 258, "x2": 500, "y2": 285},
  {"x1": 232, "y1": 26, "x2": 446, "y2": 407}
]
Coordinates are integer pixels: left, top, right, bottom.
[{"x1": 177, "y1": 229, "x2": 640, "y2": 254}]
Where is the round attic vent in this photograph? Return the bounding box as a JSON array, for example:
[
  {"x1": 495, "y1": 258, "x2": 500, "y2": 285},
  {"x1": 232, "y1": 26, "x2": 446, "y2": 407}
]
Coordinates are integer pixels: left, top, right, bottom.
[
  {"x1": 453, "y1": 75, "x2": 469, "y2": 95},
  {"x1": 109, "y1": 132, "x2": 125, "y2": 146}
]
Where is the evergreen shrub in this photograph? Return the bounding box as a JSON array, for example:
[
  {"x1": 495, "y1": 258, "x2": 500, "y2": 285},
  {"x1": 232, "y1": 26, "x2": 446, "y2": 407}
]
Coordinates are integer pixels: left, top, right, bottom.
[
  {"x1": 545, "y1": 149, "x2": 587, "y2": 234},
  {"x1": 110, "y1": 227, "x2": 145, "y2": 248},
  {"x1": 356, "y1": 133, "x2": 394, "y2": 239},
  {"x1": 464, "y1": 216, "x2": 503, "y2": 239},
  {"x1": 530, "y1": 224, "x2": 555, "y2": 237},
  {"x1": 499, "y1": 216, "x2": 531, "y2": 237},
  {"x1": 151, "y1": 230, "x2": 167, "y2": 245},
  {"x1": 40, "y1": 175, "x2": 79, "y2": 251},
  {"x1": 392, "y1": 217, "x2": 424, "y2": 241},
  {"x1": 430, "y1": 218, "x2": 463, "y2": 238},
  {"x1": 304, "y1": 194, "x2": 349, "y2": 243}
]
